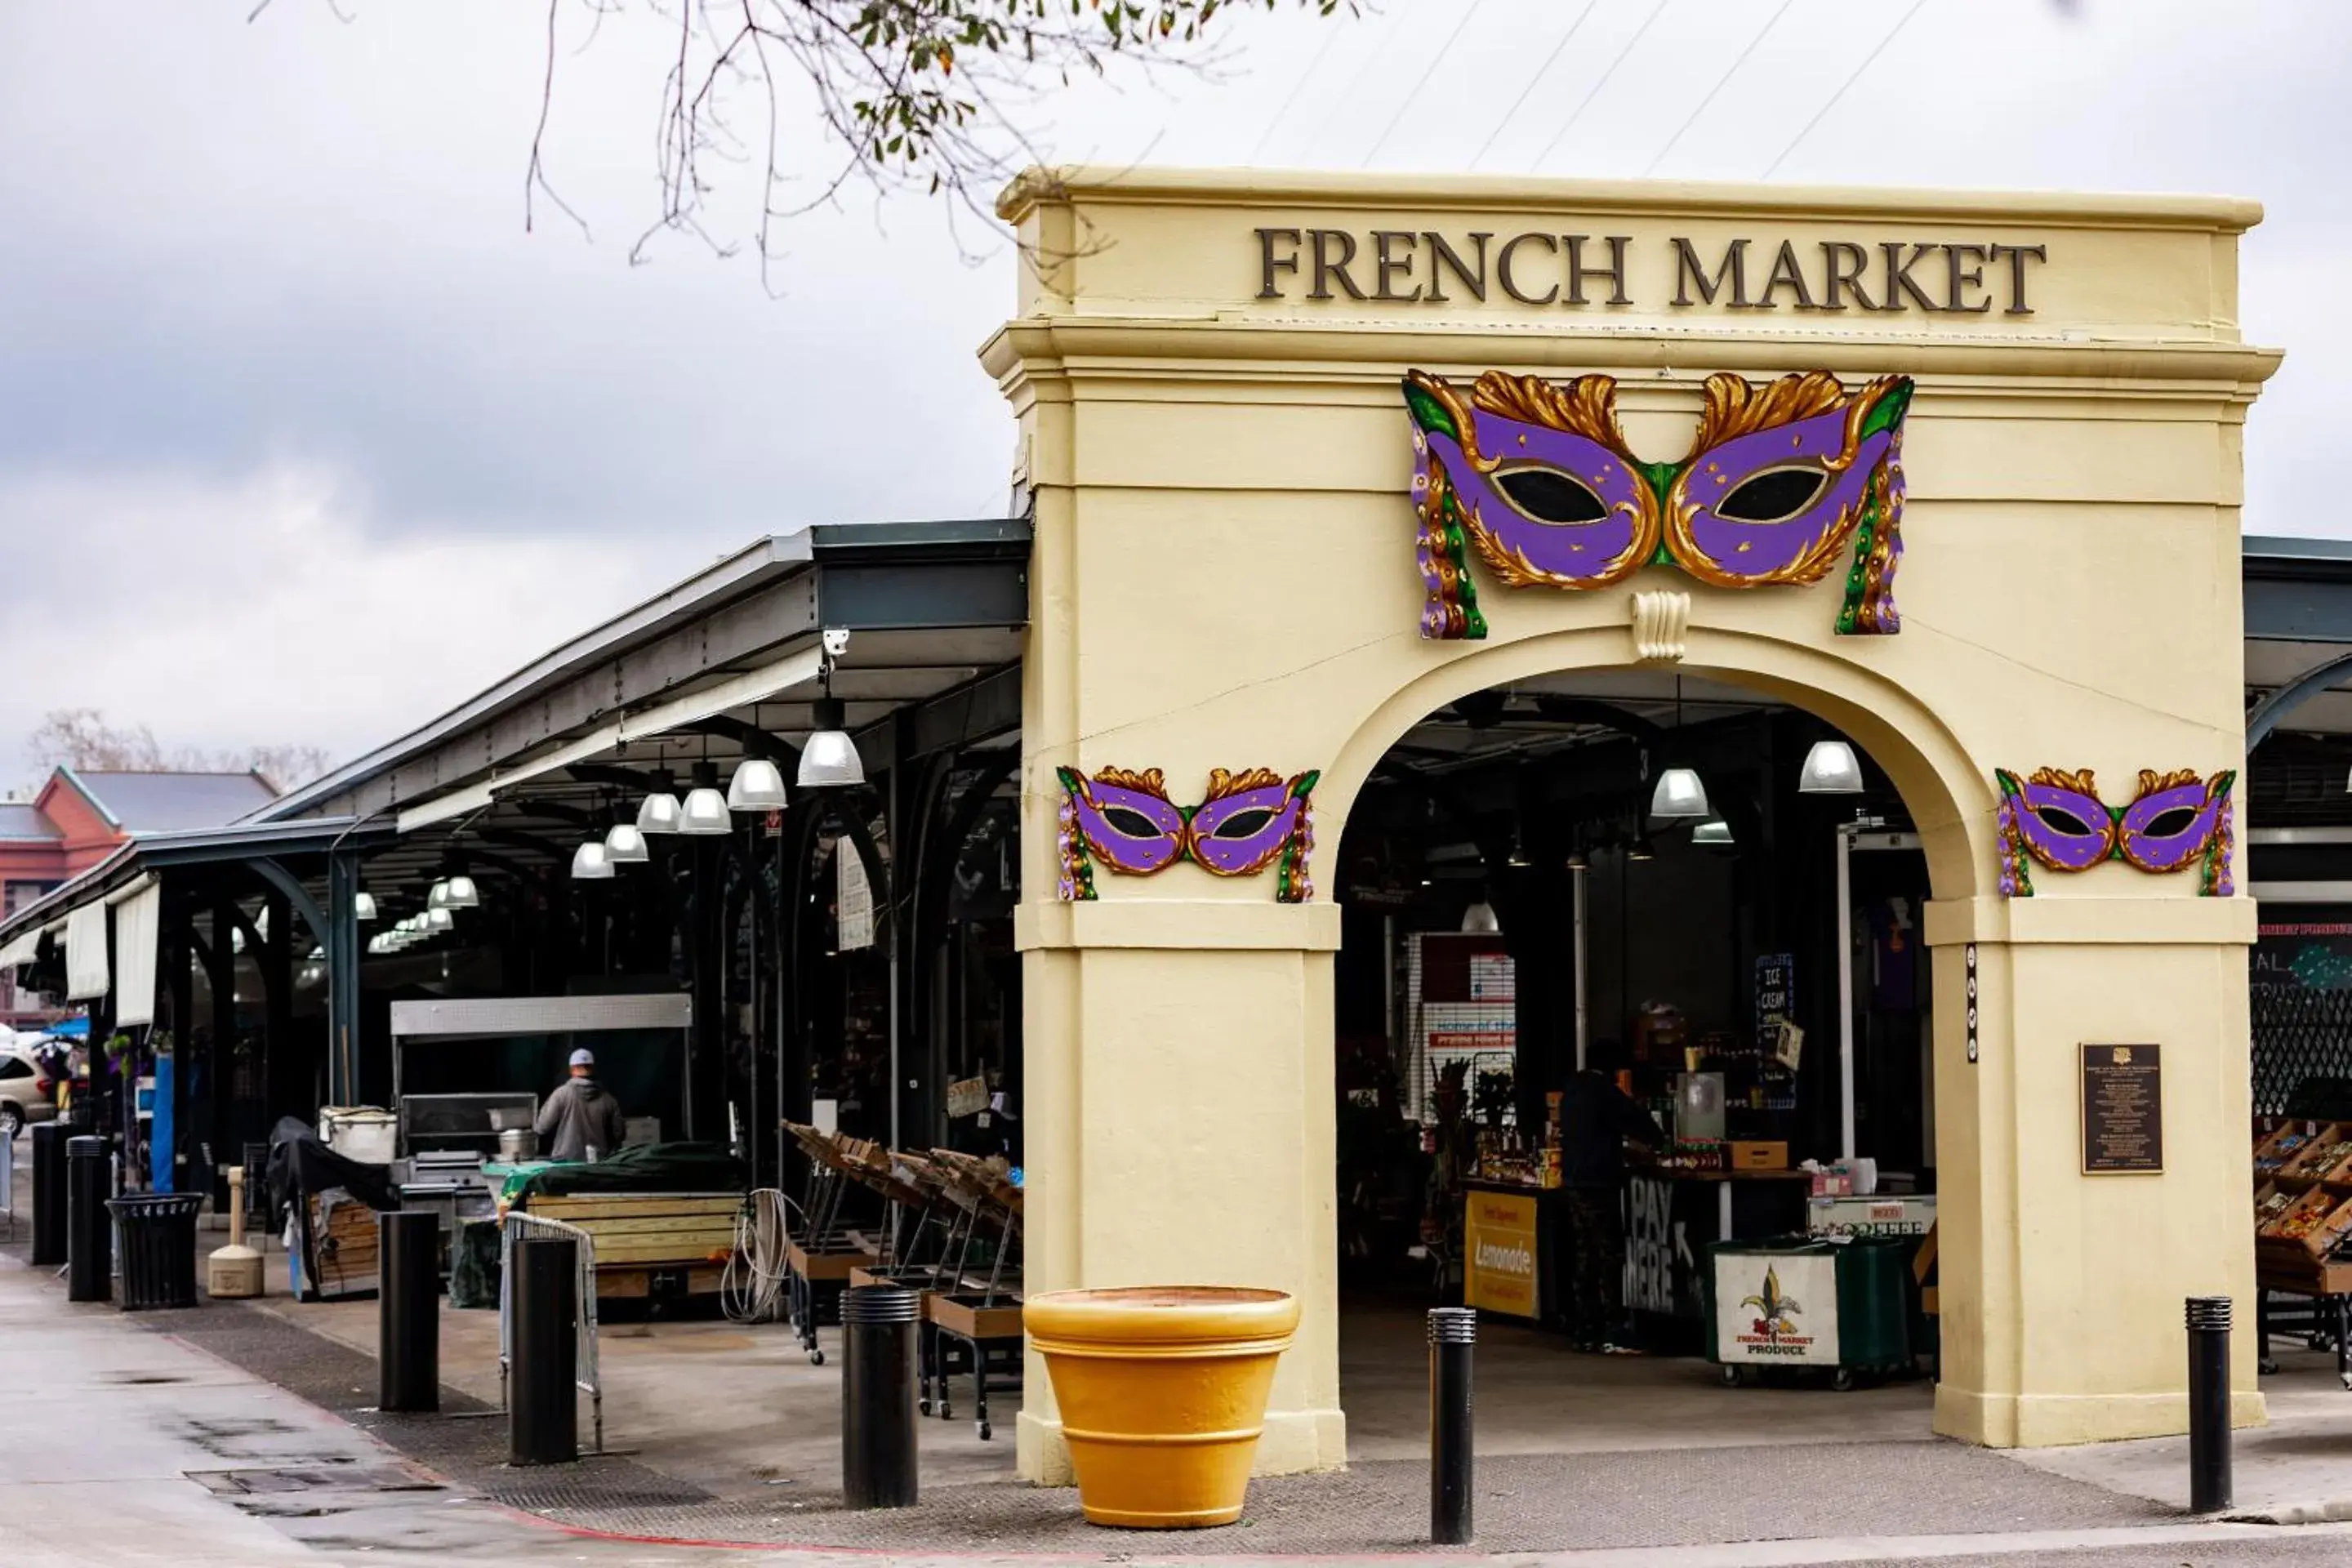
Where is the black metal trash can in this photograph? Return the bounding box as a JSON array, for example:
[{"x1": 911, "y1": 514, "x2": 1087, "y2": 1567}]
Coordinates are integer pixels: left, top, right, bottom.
[{"x1": 107, "y1": 1193, "x2": 204, "y2": 1311}]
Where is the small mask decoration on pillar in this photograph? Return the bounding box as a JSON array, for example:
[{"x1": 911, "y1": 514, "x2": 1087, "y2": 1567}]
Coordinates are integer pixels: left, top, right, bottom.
[
  {"x1": 1056, "y1": 766, "x2": 1321, "y2": 903},
  {"x1": 1993, "y1": 767, "x2": 2236, "y2": 898},
  {"x1": 1403, "y1": 368, "x2": 1913, "y2": 639}
]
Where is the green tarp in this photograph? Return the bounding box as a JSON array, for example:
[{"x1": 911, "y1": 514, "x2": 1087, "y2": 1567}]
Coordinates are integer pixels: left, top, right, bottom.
[{"x1": 499, "y1": 1141, "x2": 747, "y2": 1207}]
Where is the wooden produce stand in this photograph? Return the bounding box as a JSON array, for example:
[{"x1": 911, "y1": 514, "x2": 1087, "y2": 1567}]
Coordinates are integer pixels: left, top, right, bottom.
[
  {"x1": 523, "y1": 1191, "x2": 741, "y2": 1302},
  {"x1": 2252, "y1": 1120, "x2": 2352, "y2": 1385}
]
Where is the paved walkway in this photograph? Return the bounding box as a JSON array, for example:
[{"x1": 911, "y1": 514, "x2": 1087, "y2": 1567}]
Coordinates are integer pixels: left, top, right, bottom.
[{"x1": 11, "y1": 1138, "x2": 2352, "y2": 1564}]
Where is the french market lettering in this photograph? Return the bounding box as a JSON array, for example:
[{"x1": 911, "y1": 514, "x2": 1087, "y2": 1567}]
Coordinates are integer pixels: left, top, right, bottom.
[{"x1": 1254, "y1": 228, "x2": 2047, "y2": 314}]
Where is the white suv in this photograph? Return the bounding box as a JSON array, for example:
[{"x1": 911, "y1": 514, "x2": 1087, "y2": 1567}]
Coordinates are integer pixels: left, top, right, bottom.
[{"x1": 0, "y1": 1050, "x2": 57, "y2": 1138}]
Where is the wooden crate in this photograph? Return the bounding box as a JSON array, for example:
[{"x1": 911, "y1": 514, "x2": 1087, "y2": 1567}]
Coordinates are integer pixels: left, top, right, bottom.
[
  {"x1": 789, "y1": 1241, "x2": 875, "y2": 1281},
  {"x1": 2264, "y1": 1185, "x2": 2352, "y2": 1257},
  {"x1": 2282, "y1": 1127, "x2": 2352, "y2": 1183},
  {"x1": 928, "y1": 1294, "x2": 1023, "y2": 1340}
]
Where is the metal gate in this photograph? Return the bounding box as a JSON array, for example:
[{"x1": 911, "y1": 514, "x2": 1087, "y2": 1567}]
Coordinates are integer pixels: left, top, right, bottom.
[{"x1": 497, "y1": 1211, "x2": 603, "y2": 1453}]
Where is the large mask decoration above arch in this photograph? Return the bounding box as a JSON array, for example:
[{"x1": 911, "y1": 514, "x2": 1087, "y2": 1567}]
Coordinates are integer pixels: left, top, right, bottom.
[
  {"x1": 1402, "y1": 368, "x2": 1914, "y2": 639},
  {"x1": 1993, "y1": 767, "x2": 2236, "y2": 898},
  {"x1": 1056, "y1": 766, "x2": 1321, "y2": 903}
]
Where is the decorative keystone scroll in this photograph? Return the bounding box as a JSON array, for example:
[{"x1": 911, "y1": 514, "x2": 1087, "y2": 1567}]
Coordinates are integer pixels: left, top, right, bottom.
[{"x1": 1631, "y1": 590, "x2": 1690, "y2": 663}]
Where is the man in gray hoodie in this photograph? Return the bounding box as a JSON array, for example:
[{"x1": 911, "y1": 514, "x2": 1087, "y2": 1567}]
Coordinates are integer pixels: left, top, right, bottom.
[{"x1": 534, "y1": 1048, "x2": 627, "y2": 1162}]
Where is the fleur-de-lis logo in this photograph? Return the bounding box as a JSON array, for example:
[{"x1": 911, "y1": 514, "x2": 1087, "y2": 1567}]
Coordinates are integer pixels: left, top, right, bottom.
[{"x1": 1740, "y1": 1264, "x2": 1804, "y2": 1342}]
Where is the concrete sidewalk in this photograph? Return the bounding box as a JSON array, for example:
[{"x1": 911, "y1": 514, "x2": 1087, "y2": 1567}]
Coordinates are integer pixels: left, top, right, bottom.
[
  {"x1": 11, "y1": 1130, "x2": 2352, "y2": 1566},
  {"x1": 8, "y1": 1236, "x2": 2352, "y2": 1567}
]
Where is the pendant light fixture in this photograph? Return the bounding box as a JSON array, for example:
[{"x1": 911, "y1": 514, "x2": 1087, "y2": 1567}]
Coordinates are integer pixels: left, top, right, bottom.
[
  {"x1": 727, "y1": 755, "x2": 789, "y2": 812},
  {"x1": 353, "y1": 892, "x2": 378, "y2": 922},
  {"x1": 1648, "y1": 676, "x2": 1709, "y2": 820},
  {"x1": 1798, "y1": 739, "x2": 1865, "y2": 795},
  {"x1": 1650, "y1": 767, "x2": 1710, "y2": 820},
  {"x1": 423, "y1": 906, "x2": 455, "y2": 933},
  {"x1": 798, "y1": 627, "x2": 865, "y2": 788},
  {"x1": 442, "y1": 872, "x2": 479, "y2": 910},
  {"x1": 636, "y1": 767, "x2": 684, "y2": 834},
  {"x1": 571, "y1": 840, "x2": 616, "y2": 880},
  {"x1": 679, "y1": 760, "x2": 732, "y2": 835},
  {"x1": 1628, "y1": 834, "x2": 1656, "y2": 862},
  {"x1": 604, "y1": 818, "x2": 650, "y2": 864},
  {"x1": 1691, "y1": 817, "x2": 1735, "y2": 848},
  {"x1": 1460, "y1": 898, "x2": 1502, "y2": 934}
]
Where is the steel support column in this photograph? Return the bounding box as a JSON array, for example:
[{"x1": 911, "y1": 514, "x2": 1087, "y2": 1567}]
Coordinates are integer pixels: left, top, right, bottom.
[{"x1": 327, "y1": 850, "x2": 362, "y2": 1108}]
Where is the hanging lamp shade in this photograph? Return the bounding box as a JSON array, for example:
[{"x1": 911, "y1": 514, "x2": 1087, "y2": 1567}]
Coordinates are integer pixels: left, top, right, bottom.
[
  {"x1": 727, "y1": 756, "x2": 789, "y2": 812},
  {"x1": 1650, "y1": 767, "x2": 1710, "y2": 820},
  {"x1": 1798, "y1": 739, "x2": 1865, "y2": 795},
  {"x1": 1691, "y1": 817, "x2": 1735, "y2": 847},
  {"x1": 1460, "y1": 900, "x2": 1501, "y2": 934},
  {"x1": 571, "y1": 840, "x2": 616, "y2": 880},
  {"x1": 423, "y1": 906, "x2": 455, "y2": 932},
  {"x1": 427, "y1": 880, "x2": 450, "y2": 910},
  {"x1": 798, "y1": 697, "x2": 864, "y2": 788},
  {"x1": 353, "y1": 892, "x2": 378, "y2": 921},
  {"x1": 604, "y1": 822, "x2": 650, "y2": 864},
  {"x1": 1628, "y1": 835, "x2": 1656, "y2": 862},
  {"x1": 441, "y1": 873, "x2": 479, "y2": 910},
  {"x1": 637, "y1": 789, "x2": 683, "y2": 834},
  {"x1": 679, "y1": 786, "x2": 732, "y2": 835}
]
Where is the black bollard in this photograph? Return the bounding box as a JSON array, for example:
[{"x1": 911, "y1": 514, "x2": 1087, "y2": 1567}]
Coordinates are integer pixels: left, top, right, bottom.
[
  {"x1": 840, "y1": 1285, "x2": 920, "y2": 1508},
  {"x1": 379, "y1": 1212, "x2": 441, "y2": 1413},
  {"x1": 1429, "y1": 1306, "x2": 1476, "y2": 1545},
  {"x1": 2187, "y1": 1295, "x2": 2233, "y2": 1514},
  {"x1": 31, "y1": 1123, "x2": 68, "y2": 1267},
  {"x1": 66, "y1": 1135, "x2": 110, "y2": 1303},
  {"x1": 510, "y1": 1237, "x2": 578, "y2": 1465}
]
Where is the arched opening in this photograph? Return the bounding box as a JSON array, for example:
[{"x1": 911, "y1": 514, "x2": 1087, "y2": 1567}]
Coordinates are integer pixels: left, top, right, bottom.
[{"x1": 1321, "y1": 642, "x2": 1980, "y2": 1457}]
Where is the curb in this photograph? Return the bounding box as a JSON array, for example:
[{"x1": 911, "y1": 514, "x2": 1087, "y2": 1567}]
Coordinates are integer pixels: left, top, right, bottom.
[{"x1": 2230, "y1": 1498, "x2": 2352, "y2": 1526}]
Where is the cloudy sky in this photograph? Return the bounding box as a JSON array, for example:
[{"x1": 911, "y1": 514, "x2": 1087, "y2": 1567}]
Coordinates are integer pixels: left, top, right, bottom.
[{"x1": 1, "y1": 0, "x2": 2342, "y2": 775}]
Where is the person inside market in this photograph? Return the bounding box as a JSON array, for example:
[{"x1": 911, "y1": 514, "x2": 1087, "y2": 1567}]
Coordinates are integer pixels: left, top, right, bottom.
[
  {"x1": 1558, "y1": 1043, "x2": 1666, "y2": 1353},
  {"x1": 534, "y1": 1046, "x2": 627, "y2": 1163}
]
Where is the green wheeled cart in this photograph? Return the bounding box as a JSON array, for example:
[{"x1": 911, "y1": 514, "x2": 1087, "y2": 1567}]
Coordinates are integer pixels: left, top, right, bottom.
[{"x1": 1703, "y1": 1235, "x2": 1913, "y2": 1391}]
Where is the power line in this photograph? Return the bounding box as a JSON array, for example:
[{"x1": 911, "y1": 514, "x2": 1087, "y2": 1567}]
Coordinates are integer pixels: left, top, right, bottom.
[
  {"x1": 1641, "y1": 0, "x2": 1795, "y2": 176},
  {"x1": 1362, "y1": 1, "x2": 1490, "y2": 167},
  {"x1": 1250, "y1": 25, "x2": 1348, "y2": 163},
  {"x1": 1530, "y1": 0, "x2": 1675, "y2": 172},
  {"x1": 1468, "y1": 0, "x2": 1602, "y2": 170},
  {"x1": 1299, "y1": 7, "x2": 1415, "y2": 158},
  {"x1": 1761, "y1": 0, "x2": 1931, "y2": 179}
]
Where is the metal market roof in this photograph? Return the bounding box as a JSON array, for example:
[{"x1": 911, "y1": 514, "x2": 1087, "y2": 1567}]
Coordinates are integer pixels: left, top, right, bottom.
[
  {"x1": 0, "y1": 804, "x2": 62, "y2": 843},
  {"x1": 64, "y1": 769, "x2": 278, "y2": 833}
]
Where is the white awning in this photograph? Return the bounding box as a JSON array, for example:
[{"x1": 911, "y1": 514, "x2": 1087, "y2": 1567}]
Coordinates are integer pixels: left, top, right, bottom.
[
  {"x1": 112, "y1": 884, "x2": 162, "y2": 1028},
  {"x1": 0, "y1": 928, "x2": 39, "y2": 969},
  {"x1": 65, "y1": 904, "x2": 109, "y2": 1002}
]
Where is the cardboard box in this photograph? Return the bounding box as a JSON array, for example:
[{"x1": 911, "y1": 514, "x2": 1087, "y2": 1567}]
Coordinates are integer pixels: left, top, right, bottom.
[{"x1": 1729, "y1": 1141, "x2": 1788, "y2": 1171}]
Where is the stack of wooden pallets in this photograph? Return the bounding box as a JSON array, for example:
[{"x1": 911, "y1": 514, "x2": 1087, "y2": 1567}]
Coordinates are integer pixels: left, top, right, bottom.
[{"x1": 524, "y1": 1191, "x2": 742, "y2": 1301}]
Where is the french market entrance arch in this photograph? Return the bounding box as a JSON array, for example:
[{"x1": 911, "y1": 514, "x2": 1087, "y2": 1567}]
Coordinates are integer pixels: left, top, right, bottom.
[{"x1": 986, "y1": 168, "x2": 2278, "y2": 1479}]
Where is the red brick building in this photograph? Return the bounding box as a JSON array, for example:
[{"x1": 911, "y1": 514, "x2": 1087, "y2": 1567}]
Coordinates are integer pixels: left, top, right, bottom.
[{"x1": 0, "y1": 769, "x2": 277, "y2": 1027}]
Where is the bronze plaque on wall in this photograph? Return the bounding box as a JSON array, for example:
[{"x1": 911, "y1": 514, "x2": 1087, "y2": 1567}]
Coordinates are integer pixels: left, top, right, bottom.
[{"x1": 2081, "y1": 1044, "x2": 2163, "y2": 1174}]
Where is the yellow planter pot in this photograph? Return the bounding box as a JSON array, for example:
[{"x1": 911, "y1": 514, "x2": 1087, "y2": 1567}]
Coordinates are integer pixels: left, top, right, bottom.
[{"x1": 1025, "y1": 1285, "x2": 1300, "y2": 1529}]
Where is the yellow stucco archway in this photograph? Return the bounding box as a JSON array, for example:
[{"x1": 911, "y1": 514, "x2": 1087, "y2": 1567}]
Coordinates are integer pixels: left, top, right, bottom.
[
  {"x1": 1319, "y1": 624, "x2": 1993, "y2": 903},
  {"x1": 988, "y1": 168, "x2": 2279, "y2": 1478}
]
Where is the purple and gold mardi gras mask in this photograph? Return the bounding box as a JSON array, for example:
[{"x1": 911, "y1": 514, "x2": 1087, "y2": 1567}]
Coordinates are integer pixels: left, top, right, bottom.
[
  {"x1": 1993, "y1": 767, "x2": 2236, "y2": 898},
  {"x1": 1404, "y1": 368, "x2": 1913, "y2": 639},
  {"x1": 1056, "y1": 766, "x2": 1320, "y2": 903}
]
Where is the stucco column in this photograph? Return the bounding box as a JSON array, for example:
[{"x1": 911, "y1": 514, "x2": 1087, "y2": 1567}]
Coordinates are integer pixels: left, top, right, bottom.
[
  {"x1": 1013, "y1": 900, "x2": 1349, "y2": 1481},
  {"x1": 1926, "y1": 898, "x2": 2263, "y2": 1446}
]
